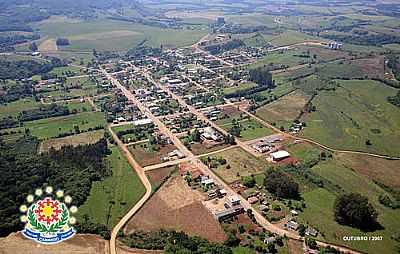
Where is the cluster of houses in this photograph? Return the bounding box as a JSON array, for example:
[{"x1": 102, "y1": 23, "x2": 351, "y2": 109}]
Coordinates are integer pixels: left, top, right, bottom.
[
  {"x1": 289, "y1": 121, "x2": 305, "y2": 134},
  {"x1": 251, "y1": 135, "x2": 283, "y2": 153},
  {"x1": 162, "y1": 113, "x2": 207, "y2": 134},
  {"x1": 327, "y1": 41, "x2": 343, "y2": 50},
  {"x1": 217, "y1": 46, "x2": 266, "y2": 65}
]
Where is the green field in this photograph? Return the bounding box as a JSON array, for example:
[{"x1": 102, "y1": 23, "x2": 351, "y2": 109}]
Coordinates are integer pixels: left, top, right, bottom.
[
  {"x1": 25, "y1": 112, "x2": 105, "y2": 139},
  {"x1": 263, "y1": 30, "x2": 324, "y2": 47},
  {"x1": 220, "y1": 118, "x2": 274, "y2": 141},
  {"x1": 206, "y1": 147, "x2": 268, "y2": 183},
  {"x1": 300, "y1": 80, "x2": 400, "y2": 156},
  {"x1": 0, "y1": 98, "x2": 41, "y2": 118},
  {"x1": 248, "y1": 50, "x2": 311, "y2": 69},
  {"x1": 256, "y1": 90, "x2": 310, "y2": 129},
  {"x1": 49, "y1": 65, "x2": 85, "y2": 76},
  {"x1": 223, "y1": 82, "x2": 257, "y2": 95},
  {"x1": 34, "y1": 18, "x2": 207, "y2": 51},
  {"x1": 59, "y1": 100, "x2": 93, "y2": 112},
  {"x1": 298, "y1": 156, "x2": 400, "y2": 253},
  {"x1": 77, "y1": 145, "x2": 146, "y2": 229}
]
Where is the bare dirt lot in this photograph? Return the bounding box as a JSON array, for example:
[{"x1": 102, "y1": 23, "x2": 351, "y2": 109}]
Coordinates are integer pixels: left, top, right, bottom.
[
  {"x1": 0, "y1": 233, "x2": 108, "y2": 254},
  {"x1": 128, "y1": 143, "x2": 178, "y2": 167},
  {"x1": 352, "y1": 56, "x2": 385, "y2": 79},
  {"x1": 190, "y1": 141, "x2": 231, "y2": 155},
  {"x1": 125, "y1": 176, "x2": 227, "y2": 243},
  {"x1": 146, "y1": 165, "x2": 176, "y2": 188},
  {"x1": 287, "y1": 239, "x2": 303, "y2": 254}
]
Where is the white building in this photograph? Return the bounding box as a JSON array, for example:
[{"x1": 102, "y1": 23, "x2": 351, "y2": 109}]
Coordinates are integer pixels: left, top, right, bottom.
[{"x1": 270, "y1": 150, "x2": 291, "y2": 161}]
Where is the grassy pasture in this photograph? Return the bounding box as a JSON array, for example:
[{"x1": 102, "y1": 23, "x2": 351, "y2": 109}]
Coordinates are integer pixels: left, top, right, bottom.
[
  {"x1": 34, "y1": 18, "x2": 206, "y2": 51},
  {"x1": 0, "y1": 98, "x2": 41, "y2": 118},
  {"x1": 39, "y1": 129, "x2": 104, "y2": 152},
  {"x1": 263, "y1": 30, "x2": 324, "y2": 47},
  {"x1": 25, "y1": 112, "x2": 105, "y2": 139},
  {"x1": 301, "y1": 80, "x2": 400, "y2": 156},
  {"x1": 223, "y1": 82, "x2": 257, "y2": 95},
  {"x1": 206, "y1": 147, "x2": 267, "y2": 183},
  {"x1": 298, "y1": 154, "x2": 400, "y2": 254},
  {"x1": 77, "y1": 145, "x2": 146, "y2": 229},
  {"x1": 256, "y1": 90, "x2": 310, "y2": 129}
]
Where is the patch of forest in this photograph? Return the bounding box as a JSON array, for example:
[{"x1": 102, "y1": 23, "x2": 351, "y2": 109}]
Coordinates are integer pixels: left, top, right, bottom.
[{"x1": 0, "y1": 136, "x2": 111, "y2": 237}]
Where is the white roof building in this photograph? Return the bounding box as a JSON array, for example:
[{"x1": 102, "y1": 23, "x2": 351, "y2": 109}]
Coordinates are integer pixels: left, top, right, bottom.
[
  {"x1": 133, "y1": 118, "x2": 153, "y2": 126},
  {"x1": 270, "y1": 150, "x2": 290, "y2": 161}
]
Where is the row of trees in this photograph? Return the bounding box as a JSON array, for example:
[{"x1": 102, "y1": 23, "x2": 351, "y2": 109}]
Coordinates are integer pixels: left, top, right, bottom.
[{"x1": 121, "y1": 230, "x2": 232, "y2": 254}]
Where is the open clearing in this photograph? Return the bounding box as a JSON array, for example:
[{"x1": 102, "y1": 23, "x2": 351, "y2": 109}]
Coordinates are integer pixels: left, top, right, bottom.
[
  {"x1": 146, "y1": 165, "x2": 176, "y2": 191},
  {"x1": 0, "y1": 98, "x2": 41, "y2": 118},
  {"x1": 207, "y1": 147, "x2": 268, "y2": 183},
  {"x1": 301, "y1": 80, "x2": 400, "y2": 156},
  {"x1": 0, "y1": 233, "x2": 108, "y2": 254},
  {"x1": 335, "y1": 153, "x2": 400, "y2": 189},
  {"x1": 34, "y1": 18, "x2": 206, "y2": 51},
  {"x1": 256, "y1": 90, "x2": 310, "y2": 129},
  {"x1": 38, "y1": 38, "x2": 58, "y2": 52},
  {"x1": 39, "y1": 129, "x2": 104, "y2": 152},
  {"x1": 25, "y1": 112, "x2": 105, "y2": 140},
  {"x1": 77, "y1": 146, "x2": 146, "y2": 229},
  {"x1": 128, "y1": 142, "x2": 178, "y2": 167},
  {"x1": 294, "y1": 150, "x2": 400, "y2": 254},
  {"x1": 125, "y1": 176, "x2": 227, "y2": 243}
]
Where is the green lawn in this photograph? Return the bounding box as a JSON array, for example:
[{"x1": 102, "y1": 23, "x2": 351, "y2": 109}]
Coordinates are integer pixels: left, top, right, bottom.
[
  {"x1": 286, "y1": 142, "x2": 322, "y2": 163},
  {"x1": 300, "y1": 80, "x2": 400, "y2": 156},
  {"x1": 25, "y1": 112, "x2": 105, "y2": 139},
  {"x1": 77, "y1": 145, "x2": 146, "y2": 229},
  {"x1": 223, "y1": 82, "x2": 257, "y2": 95},
  {"x1": 221, "y1": 118, "x2": 274, "y2": 141}
]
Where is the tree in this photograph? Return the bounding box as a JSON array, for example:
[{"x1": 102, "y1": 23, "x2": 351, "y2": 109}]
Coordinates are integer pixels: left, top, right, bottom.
[
  {"x1": 298, "y1": 224, "x2": 306, "y2": 236},
  {"x1": 56, "y1": 38, "x2": 70, "y2": 46},
  {"x1": 241, "y1": 175, "x2": 256, "y2": 188},
  {"x1": 29, "y1": 42, "x2": 38, "y2": 51},
  {"x1": 334, "y1": 193, "x2": 378, "y2": 229},
  {"x1": 248, "y1": 67, "x2": 274, "y2": 88},
  {"x1": 305, "y1": 237, "x2": 317, "y2": 250},
  {"x1": 191, "y1": 129, "x2": 201, "y2": 142},
  {"x1": 264, "y1": 169, "x2": 299, "y2": 199}
]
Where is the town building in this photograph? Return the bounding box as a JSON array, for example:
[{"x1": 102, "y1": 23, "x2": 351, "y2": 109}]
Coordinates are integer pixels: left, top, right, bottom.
[{"x1": 270, "y1": 150, "x2": 291, "y2": 161}]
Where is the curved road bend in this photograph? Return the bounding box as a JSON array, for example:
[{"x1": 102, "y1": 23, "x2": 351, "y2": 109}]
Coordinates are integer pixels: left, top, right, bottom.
[{"x1": 108, "y1": 125, "x2": 152, "y2": 254}]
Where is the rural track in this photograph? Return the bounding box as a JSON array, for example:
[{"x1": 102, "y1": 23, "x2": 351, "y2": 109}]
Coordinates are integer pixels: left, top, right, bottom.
[{"x1": 107, "y1": 125, "x2": 152, "y2": 254}]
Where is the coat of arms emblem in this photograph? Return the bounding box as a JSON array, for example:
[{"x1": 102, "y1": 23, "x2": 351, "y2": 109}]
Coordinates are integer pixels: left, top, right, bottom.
[{"x1": 20, "y1": 187, "x2": 77, "y2": 244}]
